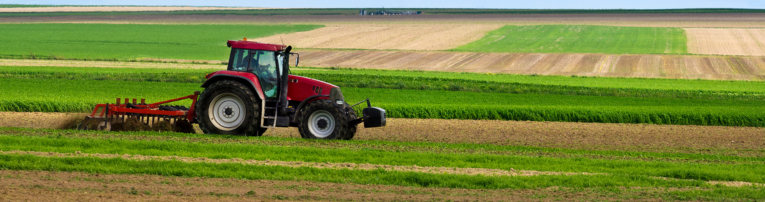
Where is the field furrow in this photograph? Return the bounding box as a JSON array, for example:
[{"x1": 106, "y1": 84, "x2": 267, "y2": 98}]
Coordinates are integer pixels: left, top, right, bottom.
[{"x1": 299, "y1": 50, "x2": 765, "y2": 80}]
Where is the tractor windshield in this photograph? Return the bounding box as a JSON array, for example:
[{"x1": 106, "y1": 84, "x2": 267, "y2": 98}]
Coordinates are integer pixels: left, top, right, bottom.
[{"x1": 228, "y1": 48, "x2": 281, "y2": 98}]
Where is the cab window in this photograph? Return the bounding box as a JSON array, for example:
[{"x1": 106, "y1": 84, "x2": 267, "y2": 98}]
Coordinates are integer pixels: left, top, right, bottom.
[
  {"x1": 250, "y1": 50, "x2": 279, "y2": 98},
  {"x1": 228, "y1": 49, "x2": 249, "y2": 71}
]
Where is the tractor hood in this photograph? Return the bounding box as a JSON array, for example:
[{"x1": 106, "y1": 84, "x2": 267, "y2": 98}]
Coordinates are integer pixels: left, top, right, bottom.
[{"x1": 286, "y1": 75, "x2": 339, "y2": 102}]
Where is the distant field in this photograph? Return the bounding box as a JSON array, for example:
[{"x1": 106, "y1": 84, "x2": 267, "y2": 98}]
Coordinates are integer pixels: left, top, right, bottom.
[
  {"x1": 2, "y1": 7, "x2": 765, "y2": 16},
  {"x1": 455, "y1": 25, "x2": 687, "y2": 54},
  {"x1": 0, "y1": 4, "x2": 57, "y2": 8},
  {"x1": 686, "y1": 28, "x2": 765, "y2": 56},
  {"x1": 298, "y1": 50, "x2": 765, "y2": 81},
  {"x1": 0, "y1": 23, "x2": 321, "y2": 60},
  {"x1": 254, "y1": 24, "x2": 501, "y2": 51},
  {"x1": 0, "y1": 6, "x2": 266, "y2": 12}
]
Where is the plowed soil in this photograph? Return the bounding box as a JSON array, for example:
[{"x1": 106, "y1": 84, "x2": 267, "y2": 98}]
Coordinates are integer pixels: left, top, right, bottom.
[
  {"x1": 686, "y1": 28, "x2": 765, "y2": 56},
  {"x1": 268, "y1": 119, "x2": 765, "y2": 156},
  {"x1": 0, "y1": 112, "x2": 85, "y2": 129},
  {"x1": 3, "y1": 112, "x2": 764, "y2": 156},
  {"x1": 0, "y1": 6, "x2": 267, "y2": 12},
  {"x1": 253, "y1": 24, "x2": 502, "y2": 50},
  {"x1": 5, "y1": 13, "x2": 765, "y2": 28},
  {"x1": 0, "y1": 170, "x2": 646, "y2": 202},
  {"x1": 5, "y1": 50, "x2": 765, "y2": 80},
  {"x1": 298, "y1": 50, "x2": 765, "y2": 80}
]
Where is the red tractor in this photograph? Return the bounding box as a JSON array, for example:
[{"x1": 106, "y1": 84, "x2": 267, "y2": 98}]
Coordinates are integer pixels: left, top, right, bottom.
[{"x1": 79, "y1": 39, "x2": 386, "y2": 140}]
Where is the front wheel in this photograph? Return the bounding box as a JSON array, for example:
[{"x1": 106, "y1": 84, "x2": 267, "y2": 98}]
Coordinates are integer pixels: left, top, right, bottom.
[{"x1": 298, "y1": 99, "x2": 355, "y2": 140}]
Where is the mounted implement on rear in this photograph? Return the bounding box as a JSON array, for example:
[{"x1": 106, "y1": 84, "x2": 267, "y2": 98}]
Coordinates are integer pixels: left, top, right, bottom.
[
  {"x1": 78, "y1": 39, "x2": 386, "y2": 140},
  {"x1": 78, "y1": 92, "x2": 199, "y2": 132}
]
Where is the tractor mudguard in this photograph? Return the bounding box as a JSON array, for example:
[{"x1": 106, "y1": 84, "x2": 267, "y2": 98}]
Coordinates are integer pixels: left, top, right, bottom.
[{"x1": 201, "y1": 73, "x2": 265, "y2": 100}]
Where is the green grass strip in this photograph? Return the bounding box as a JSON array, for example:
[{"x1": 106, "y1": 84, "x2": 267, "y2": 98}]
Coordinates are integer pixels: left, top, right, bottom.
[
  {"x1": 0, "y1": 154, "x2": 708, "y2": 190},
  {"x1": 1, "y1": 135, "x2": 764, "y2": 183},
  {"x1": 4, "y1": 127, "x2": 763, "y2": 161},
  {"x1": 2, "y1": 77, "x2": 765, "y2": 127},
  {"x1": 5, "y1": 65, "x2": 765, "y2": 101},
  {"x1": 455, "y1": 25, "x2": 686, "y2": 54}
]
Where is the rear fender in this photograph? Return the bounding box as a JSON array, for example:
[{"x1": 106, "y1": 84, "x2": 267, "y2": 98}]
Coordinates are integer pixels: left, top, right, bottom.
[{"x1": 201, "y1": 71, "x2": 264, "y2": 100}]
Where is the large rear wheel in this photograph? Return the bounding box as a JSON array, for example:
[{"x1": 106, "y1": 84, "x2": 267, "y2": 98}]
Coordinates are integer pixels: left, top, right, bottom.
[
  {"x1": 298, "y1": 99, "x2": 355, "y2": 140},
  {"x1": 196, "y1": 80, "x2": 266, "y2": 136}
]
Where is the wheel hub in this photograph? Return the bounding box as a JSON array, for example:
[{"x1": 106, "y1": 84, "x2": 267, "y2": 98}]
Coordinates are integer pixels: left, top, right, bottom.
[
  {"x1": 208, "y1": 93, "x2": 246, "y2": 131},
  {"x1": 307, "y1": 110, "x2": 335, "y2": 138},
  {"x1": 224, "y1": 107, "x2": 234, "y2": 117},
  {"x1": 317, "y1": 119, "x2": 328, "y2": 129}
]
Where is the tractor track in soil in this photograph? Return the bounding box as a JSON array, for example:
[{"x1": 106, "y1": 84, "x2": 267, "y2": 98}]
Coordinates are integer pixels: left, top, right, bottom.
[
  {"x1": 0, "y1": 170, "x2": 657, "y2": 202},
  {"x1": 1, "y1": 112, "x2": 764, "y2": 157}
]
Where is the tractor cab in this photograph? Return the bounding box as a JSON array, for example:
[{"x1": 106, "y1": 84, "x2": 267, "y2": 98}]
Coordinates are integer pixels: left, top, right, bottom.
[
  {"x1": 228, "y1": 48, "x2": 282, "y2": 98},
  {"x1": 195, "y1": 39, "x2": 386, "y2": 139}
]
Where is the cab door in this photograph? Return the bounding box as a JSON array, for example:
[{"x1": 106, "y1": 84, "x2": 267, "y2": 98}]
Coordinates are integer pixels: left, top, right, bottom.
[{"x1": 228, "y1": 48, "x2": 280, "y2": 99}]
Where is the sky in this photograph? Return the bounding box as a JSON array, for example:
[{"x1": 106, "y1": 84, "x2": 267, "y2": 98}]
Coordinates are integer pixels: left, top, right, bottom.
[{"x1": 2, "y1": 0, "x2": 765, "y2": 9}]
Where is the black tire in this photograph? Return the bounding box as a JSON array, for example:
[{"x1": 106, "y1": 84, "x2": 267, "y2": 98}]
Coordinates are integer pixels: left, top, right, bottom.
[
  {"x1": 298, "y1": 99, "x2": 353, "y2": 140},
  {"x1": 340, "y1": 104, "x2": 358, "y2": 140},
  {"x1": 196, "y1": 80, "x2": 264, "y2": 136}
]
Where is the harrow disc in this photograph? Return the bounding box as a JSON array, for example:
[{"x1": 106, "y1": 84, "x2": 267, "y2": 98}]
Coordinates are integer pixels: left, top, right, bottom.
[{"x1": 76, "y1": 117, "x2": 111, "y2": 131}]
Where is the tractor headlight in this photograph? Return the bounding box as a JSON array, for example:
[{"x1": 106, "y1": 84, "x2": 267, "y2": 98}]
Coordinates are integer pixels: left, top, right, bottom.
[{"x1": 336, "y1": 100, "x2": 344, "y2": 105}]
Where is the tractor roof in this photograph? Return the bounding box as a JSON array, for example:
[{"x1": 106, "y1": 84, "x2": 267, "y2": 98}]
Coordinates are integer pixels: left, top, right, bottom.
[{"x1": 227, "y1": 39, "x2": 286, "y2": 51}]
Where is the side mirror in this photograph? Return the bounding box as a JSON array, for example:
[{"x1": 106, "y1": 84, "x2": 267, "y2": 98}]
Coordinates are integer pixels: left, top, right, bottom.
[{"x1": 290, "y1": 53, "x2": 300, "y2": 67}]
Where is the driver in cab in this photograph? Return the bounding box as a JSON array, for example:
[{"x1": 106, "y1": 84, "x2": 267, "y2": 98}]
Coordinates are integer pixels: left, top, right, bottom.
[{"x1": 248, "y1": 51, "x2": 278, "y2": 98}]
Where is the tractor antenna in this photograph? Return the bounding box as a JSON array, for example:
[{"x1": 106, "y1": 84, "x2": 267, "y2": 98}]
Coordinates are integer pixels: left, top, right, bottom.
[{"x1": 280, "y1": 36, "x2": 285, "y2": 47}]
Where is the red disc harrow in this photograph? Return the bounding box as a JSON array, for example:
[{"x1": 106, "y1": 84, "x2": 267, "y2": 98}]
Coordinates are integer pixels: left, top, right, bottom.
[{"x1": 77, "y1": 91, "x2": 200, "y2": 132}]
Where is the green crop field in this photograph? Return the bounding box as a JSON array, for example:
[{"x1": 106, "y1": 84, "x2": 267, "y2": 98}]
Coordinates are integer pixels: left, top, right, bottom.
[
  {"x1": 454, "y1": 25, "x2": 687, "y2": 54},
  {"x1": 2, "y1": 74, "x2": 764, "y2": 126},
  {"x1": 6, "y1": 66, "x2": 765, "y2": 99},
  {"x1": 0, "y1": 128, "x2": 763, "y2": 201},
  {"x1": 3, "y1": 65, "x2": 765, "y2": 127},
  {"x1": 0, "y1": 24, "x2": 322, "y2": 60}
]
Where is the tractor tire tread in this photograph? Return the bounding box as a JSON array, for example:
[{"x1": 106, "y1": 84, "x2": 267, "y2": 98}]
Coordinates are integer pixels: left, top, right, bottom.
[
  {"x1": 298, "y1": 99, "x2": 354, "y2": 140},
  {"x1": 196, "y1": 79, "x2": 263, "y2": 136}
]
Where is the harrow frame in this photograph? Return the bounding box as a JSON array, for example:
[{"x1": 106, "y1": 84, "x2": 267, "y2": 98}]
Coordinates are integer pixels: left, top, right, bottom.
[{"x1": 80, "y1": 91, "x2": 200, "y2": 131}]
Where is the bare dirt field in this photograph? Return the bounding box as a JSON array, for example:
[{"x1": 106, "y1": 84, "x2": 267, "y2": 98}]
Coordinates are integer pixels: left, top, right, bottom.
[
  {"x1": 4, "y1": 13, "x2": 765, "y2": 28},
  {"x1": 0, "y1": 112, "x2": 85, "y2": 129},
  {"x1": 686, "y1": 28, "x2": 765, "y2": 56},
  {"x1": 3, "y1": 112, "x2": 763, "y2": 156},
  {"x1": 0, "y1": 6, "x2": 268, "y2": 13},
  {"x1": 254, "y1": 24, "x2": 502, "y2": 50},
  {"x1": 299, "y1": 50, "x2": 765, "y2": 80},
  {"x1": 271, "y1": 119, "x2": 765, "y2": 156},
  {"x1": 0, "y1": 170, "x2": 634, "y2": 202},
  {"x1": 6, "y1": 50, "x2": 765, "y2": 80}
]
